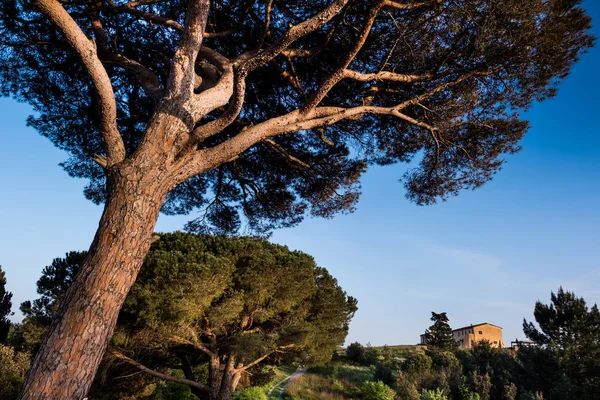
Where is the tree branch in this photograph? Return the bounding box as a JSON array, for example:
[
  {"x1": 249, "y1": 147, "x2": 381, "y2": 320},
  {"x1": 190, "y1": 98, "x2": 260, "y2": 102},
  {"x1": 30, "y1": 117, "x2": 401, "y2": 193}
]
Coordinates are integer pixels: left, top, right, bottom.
[
  {"x1": 279, "y1": 48, "x2": 314, "y2": 58},
  {"x1": 109, "y1": 349, "x2": 209, "y2": 393},
  {"x1": 263, "y1": 139, "x2": 310, "y2": 169},
  {"x1": 168, "y1": 335, "x2": 214, "y2": 357},
  {"x1": 302, "y1": 3, "x2": 382, "y2": 112},
  {"x1": 107, "y1": 0, "x2": 183, "y2": 32},
  {"x1": 236, "y1": 0, "x2": 351, "y2": 72},
  {"x1": 383, "y1": 0, "x2": 443, "y2": 11},
  {"x1": 188, "y1": 47, "x2": 235, "y2": 123},
  {"x1": 33, "y1": 0, "x2": 125, "y2": 165},
  {"x1": 182, "y1": 70, "x2": 493, "y2": 175},
  {"x1": 342, "y1": 69, "x2": 435, "y2": 83},
  {"x1": 89, "y1": 14, "x2": 162, "y2": 101},
  {"x1": 165, "y1": 0, "x2": 210, "y2": 97},
  {"x1": 302, "y1": 0, "x2": 444, "y2": 113},
  {"x1": 236, "y1": 344, "x2": 295, "y2": 372},
  {"x1": 192, "y1": 70, "x2": 245, "y2": 142}
]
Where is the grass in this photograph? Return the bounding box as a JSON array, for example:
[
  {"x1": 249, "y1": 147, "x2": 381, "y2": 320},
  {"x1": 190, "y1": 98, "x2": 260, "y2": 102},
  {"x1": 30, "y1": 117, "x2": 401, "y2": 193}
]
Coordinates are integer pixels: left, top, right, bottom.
[
  {"x1": 234, "y1": 365, "x2": 297, "y2": 400},
  {"x1": 281, "y1": 362, "x2": 375, "y2": 399},
  {"x1": 283, "y1": 374, "x2": 349, "y2": 400}
]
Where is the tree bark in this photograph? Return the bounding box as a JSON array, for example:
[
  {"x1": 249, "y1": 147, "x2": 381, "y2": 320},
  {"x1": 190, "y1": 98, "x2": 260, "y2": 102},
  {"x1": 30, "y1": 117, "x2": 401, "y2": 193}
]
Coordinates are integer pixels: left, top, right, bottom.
[
  {"x1": 19, "y1": 163, "x2": 170, "y2": 399},
  {"x1": 208, "y1": 353, "x2": 222, "y2": 400},
  {"x1": 216, "y1": 356, "x2": 240, "y2": 400}
]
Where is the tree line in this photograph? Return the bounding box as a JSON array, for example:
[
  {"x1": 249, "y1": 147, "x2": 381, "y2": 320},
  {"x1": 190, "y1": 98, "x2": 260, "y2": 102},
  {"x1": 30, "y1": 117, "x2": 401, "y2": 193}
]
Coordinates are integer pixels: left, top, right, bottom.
[
  {"x1": 343, "y1": 289, "x2": 600, "y2": 400},
  {"x1": 2, "y1": 239, "x2": 599, "y2": 399}
]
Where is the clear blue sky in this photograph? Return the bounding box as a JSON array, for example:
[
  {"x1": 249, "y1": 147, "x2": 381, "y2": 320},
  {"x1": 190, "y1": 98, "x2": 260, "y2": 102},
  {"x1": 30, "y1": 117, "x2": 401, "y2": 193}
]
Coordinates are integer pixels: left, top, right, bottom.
[{"x1": 1, "y1": 2, "x2": 598, "y2": 347}]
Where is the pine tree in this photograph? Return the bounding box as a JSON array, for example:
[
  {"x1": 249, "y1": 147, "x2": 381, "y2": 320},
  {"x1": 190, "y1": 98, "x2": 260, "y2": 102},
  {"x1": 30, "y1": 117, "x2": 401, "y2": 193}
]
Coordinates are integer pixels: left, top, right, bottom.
[
  {"x1": 425, "y1": 312, "x2": 455, "y2": 350},
  {"x1": 0, "y1": 266, "x2": 13, "y2": 343},
  {"x1": 523, "y1": 287, "x2": 600, "y2": 399}
]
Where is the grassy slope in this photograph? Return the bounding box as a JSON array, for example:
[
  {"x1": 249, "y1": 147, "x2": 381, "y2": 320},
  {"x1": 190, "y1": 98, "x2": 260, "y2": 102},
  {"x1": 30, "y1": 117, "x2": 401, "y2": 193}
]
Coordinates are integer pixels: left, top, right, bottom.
[
  {"x1": 280, "y1": 345, "x2": 426, "y2": 399},
  {"x1": 282, "y1": 363, "x2": 375, "y2": 400}
]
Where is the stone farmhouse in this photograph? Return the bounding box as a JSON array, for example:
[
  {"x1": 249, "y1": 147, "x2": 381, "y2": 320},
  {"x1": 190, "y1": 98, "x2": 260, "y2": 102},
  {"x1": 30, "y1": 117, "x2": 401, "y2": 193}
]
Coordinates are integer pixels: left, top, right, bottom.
[{"x1": 420, "y1": 322, "x2": 505, "y2": 349}]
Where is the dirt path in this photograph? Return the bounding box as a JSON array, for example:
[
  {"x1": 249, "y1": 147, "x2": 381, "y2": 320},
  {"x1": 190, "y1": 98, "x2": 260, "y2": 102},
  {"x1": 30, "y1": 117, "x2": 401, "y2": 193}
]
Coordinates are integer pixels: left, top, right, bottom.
[{"x1": 266, "y1": 367, "x2": 308, "y2": 400}]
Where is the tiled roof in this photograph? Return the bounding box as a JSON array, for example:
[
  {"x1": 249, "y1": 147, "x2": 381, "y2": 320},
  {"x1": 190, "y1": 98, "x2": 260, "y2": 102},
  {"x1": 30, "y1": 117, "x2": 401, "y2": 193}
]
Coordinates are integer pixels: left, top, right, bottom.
[{"x1": 452, "y1": 322, "x2": 502, "y2": 332}]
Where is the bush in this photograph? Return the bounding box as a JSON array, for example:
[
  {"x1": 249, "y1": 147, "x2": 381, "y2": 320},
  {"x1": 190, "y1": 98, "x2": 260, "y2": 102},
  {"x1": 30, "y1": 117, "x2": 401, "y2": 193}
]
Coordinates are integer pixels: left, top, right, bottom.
[
  {"x1": 360, "y1": 381, "x2": 395, "y2": 400},
  {"x1": 347, "y1": 342, "x2": 366, "y2": 364},
  {"x1": 364, "y1": 346, "x2": 381, "y2": 366},
  {"x1": 430, "y1": 351, "x2": 461, "y2": 375},
  {"x1": 421, "y1": 388, "x2": 449, "y2": 400},
  {"x1": 403, "y1": 353, "x2": 433, "y2": 375},
  {"x1": 235, "y1": 386, "x2": 267, "y2": 400},
  {"x1": 374, "y1": 364, "x2": 396, "y2": 388},
  {"x1": 0, "y1": 345, "x2": 30, "y2": 400},
  {"x1": 396, "y1": 371, "x2": 420, "y2": 400}
]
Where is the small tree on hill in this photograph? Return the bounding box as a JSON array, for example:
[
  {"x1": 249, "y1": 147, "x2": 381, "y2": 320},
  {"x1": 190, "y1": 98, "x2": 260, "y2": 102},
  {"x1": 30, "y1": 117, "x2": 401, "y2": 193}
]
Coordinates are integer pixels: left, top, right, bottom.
[
  {"x1": 425, "y1": 312, "x2": 455, "y2": 351},
  {"x1": 0, "y1": 266, "x2": 13, "y2": 343},
  {"x1": 346, "y1": 342, "x2": 366, "y2": 364}
]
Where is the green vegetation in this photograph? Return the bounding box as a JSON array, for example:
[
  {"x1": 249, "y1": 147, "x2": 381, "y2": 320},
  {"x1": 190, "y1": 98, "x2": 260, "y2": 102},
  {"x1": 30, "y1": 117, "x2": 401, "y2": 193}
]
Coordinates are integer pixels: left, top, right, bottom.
[
  {"x1": 0, "y1": 0, "x2": 595, "y2": 395},
  {"x1": 359, "y1": 381, "x2": 395, "y2": 400},
  {"x1": 8, "y1": 233, "x2": 357, "y2": 400},
  {"x1": 421, "y1": 388, "x2": 449, "y2": 400},
  {"x1": 282, "y1": 364, "x2": 376, "y2": 400},
  {"x1": 0, "y1": 240, "x2": 598, "y2": 400},
  {"x1": 275, "y1": 288, "x2": 600, "y2": 400},
  {"x1": 234, "y1": 386, "x2": 267, "y2": 400},
  {"x1": 0, "y1": 345, "x2": 29, "y2": 400},
  {"x1": 0, "y1": 266, "x2": 12, "y2": 343}
]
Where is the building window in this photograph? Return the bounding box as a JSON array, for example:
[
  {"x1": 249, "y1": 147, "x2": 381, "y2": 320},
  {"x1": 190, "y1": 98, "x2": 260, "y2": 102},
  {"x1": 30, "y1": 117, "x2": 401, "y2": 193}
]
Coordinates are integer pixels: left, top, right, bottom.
[{"x1": 478, "y1": 330, "x2": 483, "y2": 334}]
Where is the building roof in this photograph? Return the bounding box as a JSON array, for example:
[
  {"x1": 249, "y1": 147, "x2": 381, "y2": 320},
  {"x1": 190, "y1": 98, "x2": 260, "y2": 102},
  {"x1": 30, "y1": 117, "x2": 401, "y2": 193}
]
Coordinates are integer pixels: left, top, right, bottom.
[{"x1": 452, "y1": 322, "x2": 502, "y2": 332}]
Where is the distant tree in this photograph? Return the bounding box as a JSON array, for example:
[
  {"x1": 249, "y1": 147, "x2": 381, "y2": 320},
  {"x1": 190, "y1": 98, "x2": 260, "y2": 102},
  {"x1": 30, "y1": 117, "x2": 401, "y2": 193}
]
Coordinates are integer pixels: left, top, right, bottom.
[
  {"x1": 523, "y1": 287, "x2": 600, "y2": 399},
  {"x1": 23, "y1": 233, "x2": 357, "y2": 400},
  {"x1": 430, "y1": 351, "x2": 461, "y2": 376},
  {"x1": 0, "y1": 266, "x2": 13, "y2": 343},
  {"x1": 20, "y1": 251, "x2": 86, "y2": 320},
  {"x1": 0, "y1": 0, "x2": 594, "y2": 394},
  {"x1": 403, "y1": 353, "x2": 433, "y2": 377},
  {"x1": 346, "y1": 342, "x2": 366, "y2": 364},
  {"x1": 16, "y1": 252, "x2": 86, "y2": 353},
  {"x1": 471, "y1": 371, "x2": 492, "y2": 400},
  {"x1": 523, "y1": 287, "x2": 600, "y2": 350},
  {"x1": 381, "y1": 345, "x2": 393, "y2": 364},
  {"x1": 0, "y1": 344, "x2": 30, "y2": 400},
  {"x1": 425, "y1": 312, "x2": 456, "y2": 350},
  {"x1": 364, "y1": 343, "x2": 382, "y2": 366}
]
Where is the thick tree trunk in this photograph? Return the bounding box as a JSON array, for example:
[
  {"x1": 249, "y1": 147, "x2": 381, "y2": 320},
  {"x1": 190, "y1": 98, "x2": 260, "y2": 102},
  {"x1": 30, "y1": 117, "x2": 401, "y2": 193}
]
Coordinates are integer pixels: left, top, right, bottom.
[
  {"x1": 208, "y1": 354, "x2": 222, "y2": 400},
  {"x1": 19, "y1": 165, "x2": 170, "y2": 399},
  {"x1": 216, "y1": 356, "x2": 240, "y2": 400}
]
